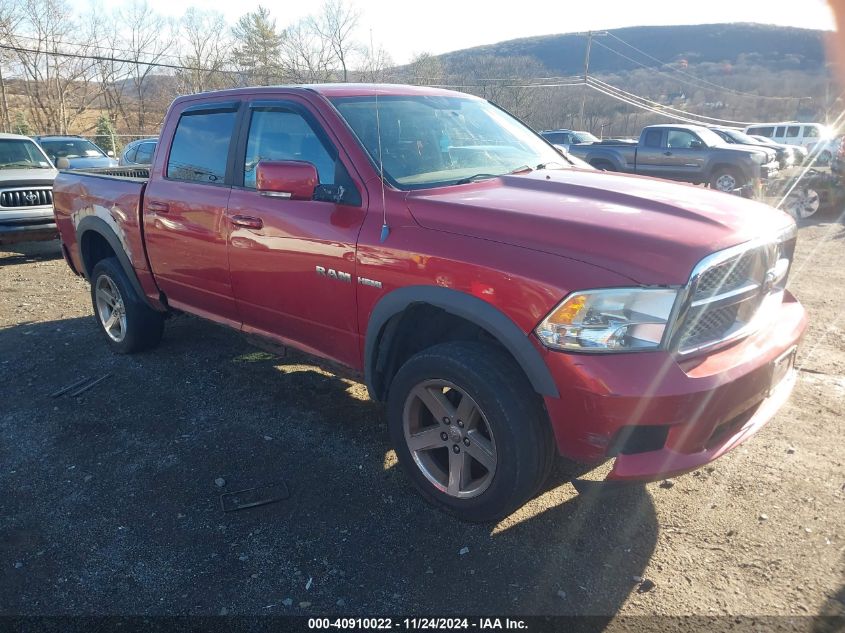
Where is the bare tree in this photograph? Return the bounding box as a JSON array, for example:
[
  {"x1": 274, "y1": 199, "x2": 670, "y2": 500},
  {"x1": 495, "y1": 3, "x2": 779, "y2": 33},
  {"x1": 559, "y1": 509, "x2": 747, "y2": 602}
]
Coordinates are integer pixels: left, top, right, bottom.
[
  {"x1": 119, "y1": 1, "x2": 173, "y2": 132},
  {"x1": 1, "y1": 0, "x2": 100, "y2": 133},
  {"x1": 177, "y1": 8, "x2": 233, "y2": 94},
  {"x1": 281, "y1": 19, "x2": 335, "y2": 83},
  {"x1": 406, "y1": 52, "x2": 444, "y2": 86},
  {"x1": 308, "y1": 0, "x2": 361, "y2": 82}
]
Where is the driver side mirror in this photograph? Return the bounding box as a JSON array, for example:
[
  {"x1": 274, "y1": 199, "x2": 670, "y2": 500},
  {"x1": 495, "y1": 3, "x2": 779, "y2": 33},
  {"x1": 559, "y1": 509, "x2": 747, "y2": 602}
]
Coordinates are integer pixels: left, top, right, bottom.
[
  {"x1": 255, "y1": 160, "x2": 318, "y2": 200},
  {"x1": 689, "y1": 140, "x2": 704, "y2": 150},
  {"x1": 107, "y1": 150, "x2": 115, "y2": 157}
]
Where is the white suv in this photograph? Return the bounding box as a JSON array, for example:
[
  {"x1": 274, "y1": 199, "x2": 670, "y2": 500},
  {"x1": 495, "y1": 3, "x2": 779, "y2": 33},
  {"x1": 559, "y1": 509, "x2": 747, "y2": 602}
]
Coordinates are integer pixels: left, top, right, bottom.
[{"x1": 744, "y1": 122, "x2": 836, "y2": 163}]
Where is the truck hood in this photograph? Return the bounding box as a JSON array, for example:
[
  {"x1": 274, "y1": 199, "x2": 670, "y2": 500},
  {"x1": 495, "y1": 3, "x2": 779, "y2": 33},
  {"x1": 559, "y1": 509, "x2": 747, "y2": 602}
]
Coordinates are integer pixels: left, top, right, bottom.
[
  {"x1": 405, "y1": 168, "x2": 793, "y2": 285},
  {"x1": 0, "y1": 168, "x2": 58, "y2": 187}
]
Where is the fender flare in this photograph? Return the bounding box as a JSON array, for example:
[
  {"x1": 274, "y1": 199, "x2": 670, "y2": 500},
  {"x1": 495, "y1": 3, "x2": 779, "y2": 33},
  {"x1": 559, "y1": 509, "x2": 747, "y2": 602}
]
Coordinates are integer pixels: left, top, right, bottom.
[
  {"x1": 76, "y1": 216, "x2": 151, "y2": 307},
  {"x1": 364, "y1": 285, "x2": 559, "y2": 401}
]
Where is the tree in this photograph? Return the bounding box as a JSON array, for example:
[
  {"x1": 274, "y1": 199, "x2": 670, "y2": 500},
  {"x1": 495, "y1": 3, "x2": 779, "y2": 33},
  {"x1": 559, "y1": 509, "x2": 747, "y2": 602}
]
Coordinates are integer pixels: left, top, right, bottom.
[
  {"x1": 231, "y1": 6, "x2": 283, "y2": 85},
  {"x1": 1, "y1": 0, "x2": 100, "y2": 134},
  {"x1": 119, "y1": 1, "x2": 173, "y2": 132},
  {"x1": 308, "y1": 0, "x2": 360, "y2": 82},
  {"x1": 407, "y1": 52, "x2": 444, "y2": 86},
  {"x1": 281, "y1": 19, "x2": 335, "y2": 83},
  {"x1": 176, "y1": 8, "x2": 234, "y2": 94},
  {"x1": 12, "y1": 111, "x2": 31, "y2": 135},
  {"x1": 94, "y1": 114, "x2": 117, "y2": 155}
]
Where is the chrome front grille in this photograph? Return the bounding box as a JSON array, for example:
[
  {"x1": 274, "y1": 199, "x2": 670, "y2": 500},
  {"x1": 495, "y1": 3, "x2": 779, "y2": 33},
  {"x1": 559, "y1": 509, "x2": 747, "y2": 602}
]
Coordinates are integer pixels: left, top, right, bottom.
[
  {"x1": 673, "y1": 230, "x2": 795, "y2": 355},
  {"x1": 0, "y1": 188, "x2": 53, "y2": 208}
]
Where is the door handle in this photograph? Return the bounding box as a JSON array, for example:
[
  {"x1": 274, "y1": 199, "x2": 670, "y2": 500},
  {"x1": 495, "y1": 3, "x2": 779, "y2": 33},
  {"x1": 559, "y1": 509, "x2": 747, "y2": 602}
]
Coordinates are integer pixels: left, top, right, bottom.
[
  {"x1": 663, "y1": 151, "x2": 673, "y2": 156},
  {"x1": 147, "y1": 201, "x2": 169, "y2": 213},
  {"x1": 230, "y1": 214, "x2": 264, "y2": 230}
]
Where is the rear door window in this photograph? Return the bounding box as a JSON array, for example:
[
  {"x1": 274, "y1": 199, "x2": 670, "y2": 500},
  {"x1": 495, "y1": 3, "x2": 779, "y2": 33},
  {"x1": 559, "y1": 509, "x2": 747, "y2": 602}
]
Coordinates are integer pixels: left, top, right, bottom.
[
  {"x1": 774, "y1": 126, "x2": 786, "y2": 138},
  {"x1": 166, "y1": 108, "x2": 238, "y2": 184},
  {"x1": 643, "y1": 129, "x2": 662, "y2": 147},
  {"x1": 787, "y1": 126, "x2": 801, "y2": 137}
]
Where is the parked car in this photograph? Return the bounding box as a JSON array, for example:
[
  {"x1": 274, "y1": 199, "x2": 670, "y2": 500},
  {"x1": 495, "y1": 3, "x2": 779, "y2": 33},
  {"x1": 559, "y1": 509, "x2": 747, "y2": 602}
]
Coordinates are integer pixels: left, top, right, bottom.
[
  {"x1": 744, "y1": 122, "x2": 836, "y2": 163},
  {"x1": 708, "y1": 126, "x2": 796, "y2": 169},
  {"x1": 749, "y1": 134, "x2": 808, "y2": 164},
  {"x1": 567, "y1": 123, "x2": 779, "y2": 192},
  {"x1": 52, "y1": 85, "x2": 806, "y2": 521},
  {"x1": 539, "y1": 129, "x2": 599, "y2": 151},
  {"x1": 33, "y1": 135, "x2": 118, "y2": 169},
  {"x1": 0, "y1": 133, "x2": 58, "y2": 244},
  {"x1": 119, "y1": 137, "x2": 158, "y2": 166}
]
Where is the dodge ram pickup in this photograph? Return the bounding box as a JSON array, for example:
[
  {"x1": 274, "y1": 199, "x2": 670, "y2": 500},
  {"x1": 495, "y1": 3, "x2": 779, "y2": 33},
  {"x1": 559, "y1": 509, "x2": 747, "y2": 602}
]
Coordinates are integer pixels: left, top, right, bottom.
[
  {"x1": 568, "y1": 123, "x2": 779, "y2": 193},
  {"x1": 53, "y1": 85, "x2": 807, "y2": 521}
]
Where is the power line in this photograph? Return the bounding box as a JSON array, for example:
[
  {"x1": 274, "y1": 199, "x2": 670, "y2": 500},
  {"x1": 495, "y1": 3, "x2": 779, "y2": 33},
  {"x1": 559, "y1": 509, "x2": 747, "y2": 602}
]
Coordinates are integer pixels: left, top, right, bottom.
[
  {"x1": 586, "y1": 81, "x2": 708, "y2": 124},
  {"x1": 0, "y1": 43, "x2": 239, "y2": 75},
  {"x1": 588, "y1": 76, "x2": 752, "y2": 126},
  {"x1": 603, "y1": 31, "x2": 796, "y2": 101}
]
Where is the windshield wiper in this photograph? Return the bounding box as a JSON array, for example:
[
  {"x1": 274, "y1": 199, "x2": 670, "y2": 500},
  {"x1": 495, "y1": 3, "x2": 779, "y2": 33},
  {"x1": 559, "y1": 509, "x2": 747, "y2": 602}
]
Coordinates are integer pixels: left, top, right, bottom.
[
  {"x1": 452, "y1": 165, "x2": 532, "y2": 186},
  {"x1": 0, "y1": 162, "x2": 45, "y2": 169}
]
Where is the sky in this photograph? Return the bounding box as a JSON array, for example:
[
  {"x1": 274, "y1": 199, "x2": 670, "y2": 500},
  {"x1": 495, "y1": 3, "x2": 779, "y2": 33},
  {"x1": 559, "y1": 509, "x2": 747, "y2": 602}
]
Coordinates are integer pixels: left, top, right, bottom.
[{"x1": 96, "y1": 0, "x2": 837, "y2": 64}]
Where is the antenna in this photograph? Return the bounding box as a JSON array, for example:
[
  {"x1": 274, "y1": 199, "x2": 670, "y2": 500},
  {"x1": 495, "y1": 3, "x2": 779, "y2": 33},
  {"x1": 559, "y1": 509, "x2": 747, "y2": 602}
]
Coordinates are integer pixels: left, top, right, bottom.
[{"x1": 374, "y1": 85, "x2": 390, "y2": 243}]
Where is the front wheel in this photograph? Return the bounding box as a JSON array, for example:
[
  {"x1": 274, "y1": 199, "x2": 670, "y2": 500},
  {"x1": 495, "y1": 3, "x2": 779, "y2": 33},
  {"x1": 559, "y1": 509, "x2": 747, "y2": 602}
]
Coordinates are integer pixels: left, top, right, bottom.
[
  {"x1": 90, "y1": 257, "x2": 164, "y2": 354},
  {"x1": 710, "y1": 167, "x2": 743, "y2": 193},
  {"x1": 386, "y1": 342, "x2": 554, "y2": 522}
]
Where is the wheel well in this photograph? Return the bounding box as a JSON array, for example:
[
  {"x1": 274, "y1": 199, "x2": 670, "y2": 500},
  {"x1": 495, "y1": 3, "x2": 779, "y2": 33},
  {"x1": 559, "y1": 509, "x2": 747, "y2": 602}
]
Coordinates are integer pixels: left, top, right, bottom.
[
  {"x1": 590, "y1": 158, "x2": 615, "y2": 170},
  {"x1": 370, "y1": 303, "x2": 526, "y2": 401},
  {"x1": 79, "y1": 231, "x2": 116, "y2": 278}
]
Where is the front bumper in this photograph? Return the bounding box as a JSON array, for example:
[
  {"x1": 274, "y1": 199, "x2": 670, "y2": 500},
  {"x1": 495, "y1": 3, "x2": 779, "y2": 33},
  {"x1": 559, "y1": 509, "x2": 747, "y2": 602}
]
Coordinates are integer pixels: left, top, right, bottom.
[
  {"x1": 541, "y1": 291, "x2": 807, "y2": 480},
  {"x1": 0, "y1": 217, "x2": 58, "y2": 244}
]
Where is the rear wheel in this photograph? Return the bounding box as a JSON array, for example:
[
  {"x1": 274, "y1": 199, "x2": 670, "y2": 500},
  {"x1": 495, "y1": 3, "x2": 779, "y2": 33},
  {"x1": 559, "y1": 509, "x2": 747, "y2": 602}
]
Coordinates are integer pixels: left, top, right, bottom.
[
  {"x1": 90, "y1": 257, "x2": 164, "y2": 354},
  {"x1": 387, "y1": 341, "x2": 554, "y2": 522}
]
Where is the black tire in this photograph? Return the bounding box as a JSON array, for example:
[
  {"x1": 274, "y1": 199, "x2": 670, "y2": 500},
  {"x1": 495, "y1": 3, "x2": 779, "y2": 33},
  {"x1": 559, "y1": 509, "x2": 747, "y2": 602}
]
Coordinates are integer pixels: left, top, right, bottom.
[
  {"x1": 89, "y1": 257, "x2": 164, "y2": 354},
  {"x1": 709, "y1": 166, "x2": 743, "y2": 192},
  {"x1": 386, "y1": 341, "x2": 555, "y2": 522},
  {"x1": 591, "y1": 159, "x2": 616, "y2": 172}
]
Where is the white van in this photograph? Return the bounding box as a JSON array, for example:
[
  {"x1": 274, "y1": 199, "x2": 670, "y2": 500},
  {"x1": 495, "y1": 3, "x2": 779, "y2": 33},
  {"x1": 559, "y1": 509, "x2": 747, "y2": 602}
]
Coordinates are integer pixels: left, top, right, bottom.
[{"x1": 744, "y1": 122, "x2": 836, "y2": 161}]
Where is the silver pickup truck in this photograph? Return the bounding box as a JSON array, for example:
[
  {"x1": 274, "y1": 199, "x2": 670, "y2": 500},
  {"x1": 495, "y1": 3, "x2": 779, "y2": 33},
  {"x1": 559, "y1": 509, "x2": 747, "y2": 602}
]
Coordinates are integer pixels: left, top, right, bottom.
[
  {"x1": 0, "y1": 133, "x2": 58, "y2": 244},
  {"x1": 567, "y1": 124, "x2": 779, "y2": 193}
]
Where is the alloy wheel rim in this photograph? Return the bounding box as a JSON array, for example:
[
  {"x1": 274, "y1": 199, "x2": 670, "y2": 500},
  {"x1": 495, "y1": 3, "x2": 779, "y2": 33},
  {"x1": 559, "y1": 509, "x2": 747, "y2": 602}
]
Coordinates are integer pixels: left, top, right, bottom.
[
  {"x1": 95, "y1": 275, "x2": 127, "y2": 343},
  {"x1": 715, "y1": 174, "x2": 737, "y2": 192},
  {"x1": 402, "y1": 379, "x2": 497, "y2": 499},
  {"x1": 786, "y1": 188, "x2": 820, "y2": 219}
]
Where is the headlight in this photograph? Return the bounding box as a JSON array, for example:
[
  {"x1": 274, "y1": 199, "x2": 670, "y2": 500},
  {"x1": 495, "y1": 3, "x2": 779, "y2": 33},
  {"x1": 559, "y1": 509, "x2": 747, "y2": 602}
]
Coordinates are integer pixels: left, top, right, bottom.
[{"x1": 535, "y1": 288, "x2": 679, "y2": 352}]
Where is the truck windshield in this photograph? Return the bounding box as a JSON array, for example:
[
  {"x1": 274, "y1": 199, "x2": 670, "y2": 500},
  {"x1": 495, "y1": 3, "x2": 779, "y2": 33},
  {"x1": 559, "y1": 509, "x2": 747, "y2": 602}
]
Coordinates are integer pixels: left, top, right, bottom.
[
  {"x1": 40, "y1": 139, "x2": 106, "y2": 161},
  {"x1": 330, "y1": 95, "x2": 566, "y2": 189},
  {"x1": 0, "y1": 139, "x2": 53, "y2": 169}
]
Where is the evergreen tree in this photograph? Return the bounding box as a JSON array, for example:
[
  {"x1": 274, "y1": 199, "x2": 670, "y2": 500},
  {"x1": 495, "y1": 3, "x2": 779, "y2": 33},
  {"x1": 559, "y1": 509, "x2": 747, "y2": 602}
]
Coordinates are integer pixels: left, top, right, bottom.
[
  {"x1": 94, "y1": 114, "x2": 117, "y2": 155},
  {"x1": 231, "y1": 6, "x2": 284, "y2": 85}
]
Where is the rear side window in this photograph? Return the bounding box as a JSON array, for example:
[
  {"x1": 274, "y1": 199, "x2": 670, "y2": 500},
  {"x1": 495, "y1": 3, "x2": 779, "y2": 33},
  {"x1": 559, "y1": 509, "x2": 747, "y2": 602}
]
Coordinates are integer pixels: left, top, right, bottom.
[
  {"x1": 135, "y1": 142, "x2": 155, "y2": 164},
  {"x1": 749, "y1": 126, "x2": 774, "y2": 137},
  {"x1": 543, "y1": 133, "x2": 567, "y2": 144},
  {"x1": 167, "y1": 110, "x2": 237, "y2": 184},
  {"x1": 643, "y1": 129, "x2": 662, "y2": 147},
  {"x1": 123, "y1": 146, "x2": 138, "y2": 163},
  {"x1": 775, "y1": 126, "x2": 786, "y2": 137},
  {"x1": 787, "y1": 126, "x2": 800, "y2": 137},
  {"x1": 804, "y1": 126, "x2": 820, "y2": 138}
]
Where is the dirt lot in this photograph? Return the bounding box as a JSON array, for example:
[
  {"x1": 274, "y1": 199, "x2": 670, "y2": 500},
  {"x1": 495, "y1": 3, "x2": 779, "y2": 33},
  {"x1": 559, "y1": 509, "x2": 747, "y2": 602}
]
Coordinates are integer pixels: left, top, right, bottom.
[{"x1": 1, "y1": 212, "x2": 844, "y2": 623}]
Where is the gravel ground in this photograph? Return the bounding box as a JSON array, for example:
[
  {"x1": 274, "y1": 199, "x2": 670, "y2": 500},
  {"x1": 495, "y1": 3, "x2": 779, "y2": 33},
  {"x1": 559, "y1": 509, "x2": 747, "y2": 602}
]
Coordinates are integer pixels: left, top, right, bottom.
[{"x1": 0, "y1": 211, "x2": 843, "y2": 622}]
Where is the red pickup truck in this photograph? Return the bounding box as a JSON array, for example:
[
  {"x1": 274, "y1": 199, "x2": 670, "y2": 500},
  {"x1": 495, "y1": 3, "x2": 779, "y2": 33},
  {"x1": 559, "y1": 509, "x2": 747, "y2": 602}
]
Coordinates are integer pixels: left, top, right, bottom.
[{"x1": 53, "y1": 84, "x2": 807, "y2": 521}]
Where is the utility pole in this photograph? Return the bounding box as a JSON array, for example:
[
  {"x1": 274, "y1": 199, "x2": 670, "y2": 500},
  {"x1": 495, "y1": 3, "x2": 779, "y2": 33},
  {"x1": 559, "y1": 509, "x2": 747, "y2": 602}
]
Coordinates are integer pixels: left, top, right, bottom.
[{"x1": 579, "y1": 30, "x2": 607, "y2": 131}]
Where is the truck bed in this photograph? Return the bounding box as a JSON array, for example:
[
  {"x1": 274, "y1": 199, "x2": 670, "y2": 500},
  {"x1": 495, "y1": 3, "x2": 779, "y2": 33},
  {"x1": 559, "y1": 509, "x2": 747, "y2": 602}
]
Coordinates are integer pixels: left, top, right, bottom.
[{"x1": 53, "y1": 166, "x2": 151, "y2": 280}]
